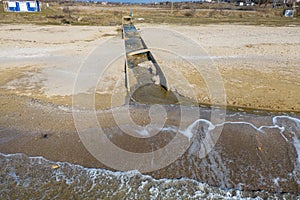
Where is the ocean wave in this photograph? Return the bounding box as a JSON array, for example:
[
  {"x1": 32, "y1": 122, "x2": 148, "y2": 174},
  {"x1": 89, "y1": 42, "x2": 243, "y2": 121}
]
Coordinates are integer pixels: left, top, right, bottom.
[{"x1": 0, "y1": 152, "x2": 299, "y2": 199}]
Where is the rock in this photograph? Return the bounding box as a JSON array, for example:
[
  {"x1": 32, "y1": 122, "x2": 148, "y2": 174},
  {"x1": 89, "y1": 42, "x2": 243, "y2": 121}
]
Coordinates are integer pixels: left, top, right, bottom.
[{"x1": 151, "y1": 75, "x2": 160, "y2": 85}]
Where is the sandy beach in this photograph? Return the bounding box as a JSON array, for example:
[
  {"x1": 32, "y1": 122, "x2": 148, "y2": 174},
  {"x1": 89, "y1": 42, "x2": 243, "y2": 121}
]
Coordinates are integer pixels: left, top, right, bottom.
[
  {"x1": 0, "y1": 24, "x2": 299, "y2": 111},
  {"x1": 1, "y1": 23, "x2": 300, "y2": 195}
]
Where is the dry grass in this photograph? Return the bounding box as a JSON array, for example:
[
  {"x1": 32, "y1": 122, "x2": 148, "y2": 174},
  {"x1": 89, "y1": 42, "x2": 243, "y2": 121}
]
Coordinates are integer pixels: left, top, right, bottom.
[{"x1": 0, "y1": 2, "x2": 299, "y2": 26}]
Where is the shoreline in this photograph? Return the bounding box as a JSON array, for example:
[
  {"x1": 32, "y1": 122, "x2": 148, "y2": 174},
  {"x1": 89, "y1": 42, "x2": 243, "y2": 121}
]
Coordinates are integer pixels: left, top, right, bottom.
[
  {"x1": 1, "y1": 95, "x2": 300, "y2": 193},
  {"x1": 0, "y1": 23, "x2": 300, "y2": 194},
  {"x1": 1, "y1": 153, "x2": 299, "y2": 199},
  {"x1": 1, "y1": 92, "x2": 300, "y2": 118}
]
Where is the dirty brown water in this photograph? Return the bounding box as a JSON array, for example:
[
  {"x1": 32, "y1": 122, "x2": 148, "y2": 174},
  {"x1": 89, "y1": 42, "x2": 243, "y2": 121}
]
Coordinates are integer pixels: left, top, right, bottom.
[
  {"x1": 131, "y1": 84, "x2": 179, "y2": 105},
  {"x1": 1, "y1": 93, "x2": 300, "y2": 199}
]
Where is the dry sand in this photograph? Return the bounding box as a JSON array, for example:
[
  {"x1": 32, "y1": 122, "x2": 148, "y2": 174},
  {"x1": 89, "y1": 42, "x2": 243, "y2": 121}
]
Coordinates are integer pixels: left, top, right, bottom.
[
  {"x1": 0, "y1": 24, "x2": 299, "y2": 112},
  {"x1": 170, "y1": 24, "x2": 300, "y2": 112}
]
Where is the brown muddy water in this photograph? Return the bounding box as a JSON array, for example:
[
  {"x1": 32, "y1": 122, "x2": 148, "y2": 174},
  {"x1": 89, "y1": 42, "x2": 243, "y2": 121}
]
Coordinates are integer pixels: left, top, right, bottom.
[
  {"x1": 1, "y1": 98, "x2": 300, "y2": 199},
  {"x1": 131, "y1": 84, "x2": 178, "y2": 104}
]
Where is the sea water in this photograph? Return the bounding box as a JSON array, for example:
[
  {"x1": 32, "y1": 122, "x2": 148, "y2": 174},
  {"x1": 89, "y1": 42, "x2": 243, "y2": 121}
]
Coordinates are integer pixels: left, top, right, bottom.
[
  {"x1": 0, "y1": 152, "x2": 298, "y2": 199},
  {"x1": 1, "y1": 105, "x2": 300, "y2": 199}
]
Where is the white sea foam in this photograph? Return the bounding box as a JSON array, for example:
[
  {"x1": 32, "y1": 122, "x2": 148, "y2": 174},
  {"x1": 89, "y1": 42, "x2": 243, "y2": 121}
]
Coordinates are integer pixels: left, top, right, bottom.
[
  {"x1": 2, "y1": 112, "x2": 300, "y2": 199},
  {"x1": 0, "y1": 152, "x2": 299, "y2": 199},
  {"x1": 177, "y1": 115, "x2": 300, "y2": 142},
  {"x1": 273, "y1": 116, "x2": 300, "y2": 165},
  {"x1": 118, "y1": 113, "x2": 300, "y2": 180}
]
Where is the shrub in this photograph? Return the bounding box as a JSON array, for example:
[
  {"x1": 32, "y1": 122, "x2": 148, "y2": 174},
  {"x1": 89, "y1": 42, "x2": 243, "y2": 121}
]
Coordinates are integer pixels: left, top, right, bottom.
[{"x1": 184, "y1": 10, "x2": 195, "y2": 17}]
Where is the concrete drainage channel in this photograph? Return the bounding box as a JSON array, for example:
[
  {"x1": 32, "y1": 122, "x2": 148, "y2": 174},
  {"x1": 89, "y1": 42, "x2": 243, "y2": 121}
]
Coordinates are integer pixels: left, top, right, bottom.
[{"x1": 122, "y1": 17, "x2": 179, "y2": 105}]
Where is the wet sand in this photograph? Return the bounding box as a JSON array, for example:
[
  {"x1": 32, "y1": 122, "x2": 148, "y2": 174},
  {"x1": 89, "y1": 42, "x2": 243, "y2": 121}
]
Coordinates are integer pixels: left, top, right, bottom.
[{"x1": 1, "y1": 24, "x2": 300, "y2": 194}]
